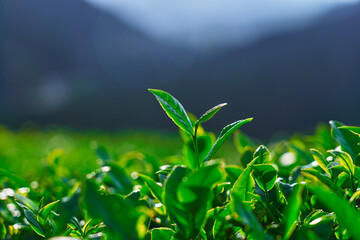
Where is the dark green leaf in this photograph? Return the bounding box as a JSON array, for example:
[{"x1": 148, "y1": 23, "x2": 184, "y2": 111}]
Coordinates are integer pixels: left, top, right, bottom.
[
  {"x1": 231, "y1": 191, "x2": 266, "y2": 240},
  {"x1": 151, "y1": 228, "x2": 175, "y2": 240},
  {"x1": 15, "y1": 202, "x2": 47, "y2": 238},
  {"x1": 149, "y1": 89, "x2": 193, "y2": 135},
  {"x1": 251, "y1": 164, "x2": 278, "y2": 192},
  {"x1": 83, "y1": 180, "x2": 139, "y2": 240},
  {"x1": 330, "y1": 121, "x2": 360, "y2": 158},
  {"x1": 307, "y1": 177, "x2": 360, "y2": 240},
  {"x1": 339, "y1": 126, "x2": 360, "y2": 136},
  {"x1": 203, "y1": 118, "x2": 253, "y2": 163},
  {"x1": 164, "y1": 165, "x2": 222, "y2": 239},
  {"x1": 107, "y1": 162, "x2": 133, "y2": 195}
]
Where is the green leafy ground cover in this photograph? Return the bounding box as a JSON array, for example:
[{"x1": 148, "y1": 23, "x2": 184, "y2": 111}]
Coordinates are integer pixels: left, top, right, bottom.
[{"x1": 1, "y1": 89, "x2": 360, "y2": 240}]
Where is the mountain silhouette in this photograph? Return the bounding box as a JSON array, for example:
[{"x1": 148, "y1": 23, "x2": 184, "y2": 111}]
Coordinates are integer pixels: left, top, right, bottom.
[{"x1": 1, "y1": 0, "x2": 360, "y2": 137}]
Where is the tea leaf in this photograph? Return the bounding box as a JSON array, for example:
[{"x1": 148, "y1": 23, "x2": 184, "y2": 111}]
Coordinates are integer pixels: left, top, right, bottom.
[
  {"x1": 151, "y1": 227, "x2": 175, "y2": 240},
  {"x1": 251, "y1": 164, "x2": 278, "y2": 192},
  {"x1": 310, "y1": 149, "x2": 330, "y2": 175},
  {"x1": 328, "y1": 150, "x2": 354, "y2": 175},
  {"x1": 196, "y1": 103, "x2": 227, "y2": 126},
  {"x1": 253, "y1": 145, "x2": 270, "y2": 164},
  {"x1": 307, "y1": 177, "x2": 360, "y2": 240},
  {"x1": 203, "y1": 118, "x2": 253, "y2": 163},
  {"x1": 149, "y1": 89, "x2": 193, "y2": 135}
]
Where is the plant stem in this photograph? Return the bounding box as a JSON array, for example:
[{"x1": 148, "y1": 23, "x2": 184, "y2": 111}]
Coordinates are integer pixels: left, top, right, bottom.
[
  {"x1": 192, "y1": 125, "x2": 200, "y2": 169},
  {"x1": 192, "y1": 137, "x2": 200, "y2": 169}
]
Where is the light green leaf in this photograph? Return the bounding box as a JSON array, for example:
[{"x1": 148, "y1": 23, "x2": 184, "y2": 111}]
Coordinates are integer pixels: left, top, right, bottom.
[
  {"x1": 328, "y1": 150, "x2": 354, "y2": 175},
  {"x1": 196, "y1": 103, "x2": 227, "y2": 126},
  {"x1": 253, "y1": 145, "x2": 270, "y2": 164},
  {"x1": 38, "y1": 200, "x2": 60, "y2": 221},
  {"x1": 231, "y1": 158, "x2": 257, "y2": 205},
  {"x1": 310, "y1": 149, "x2": 330, "y2": 175},
  {"x1": 138, "y1": 173, "x2": 163, "y2": 203},
  {"x1": 283, "y1": 183, "x2": 304, "y2": 240},
  {"x1": 203, "y1": 118, "x2": 253, "y2": 163},
  {"x1": 149, "y1": 89, "x2": 193, "y2": 135},
  {"x1": 0, "y1": 221, "x2": 6, "y2": 240}
]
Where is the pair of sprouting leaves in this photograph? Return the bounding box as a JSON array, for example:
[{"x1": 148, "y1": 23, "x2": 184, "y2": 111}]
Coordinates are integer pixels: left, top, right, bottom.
[{"x1": 149, "y1": 89, "x2": 252, "y2": 168}]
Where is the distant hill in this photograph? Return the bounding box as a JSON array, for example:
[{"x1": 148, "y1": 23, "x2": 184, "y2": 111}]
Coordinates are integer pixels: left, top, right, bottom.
[{"x1": 1, "y1": 0, "x2": 360, "y2": 137}]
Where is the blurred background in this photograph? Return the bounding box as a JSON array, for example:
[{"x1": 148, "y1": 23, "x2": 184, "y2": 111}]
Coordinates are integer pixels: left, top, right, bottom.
[{"x1": 1, "y1": 0, "x2": 360, "y2": 138}]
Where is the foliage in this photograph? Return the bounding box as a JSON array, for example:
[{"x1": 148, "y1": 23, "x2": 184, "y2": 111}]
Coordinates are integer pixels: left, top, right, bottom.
[{"x1": 1, "y1": 89, "x2": 360, "y2": 239}]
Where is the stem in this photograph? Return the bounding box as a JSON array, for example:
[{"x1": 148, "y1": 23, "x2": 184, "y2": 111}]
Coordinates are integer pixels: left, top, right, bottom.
[
  {"x1": 192, "y1": 136, "x2": 200, "y2": 169},
  {"x1": 193, "y1": 125, "x2": 200, "y2": 169}
]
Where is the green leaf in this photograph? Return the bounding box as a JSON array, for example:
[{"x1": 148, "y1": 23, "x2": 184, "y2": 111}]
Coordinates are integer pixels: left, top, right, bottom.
[
  {"x1": 225, "y1": 165, "x2": 243, "y2": 185},
  {"x1": 196, "y1": 103, "x2": 227, "y2": 126},
  {"x1": 49, "y1": 237, "x2": 79, "y2": 240},
  {"x1": 339, "y1": 126, "x2": 360, "y2": 136},
  {"x1": 307, "y1": 177, "x2": 360, "y2": 240},
  {"x1": 253, "y1": 145, "x2": 270, "y2": 164},
  {"x1": 234, "y1": 130, "x2": 255, "y2": 153},
  {"x1": 83, "y1": 180, "x2": 139, "y2": 240},
  {"x1": 106, "y1": 162, "x2": 133, "y2": 195},
  {"x1": 251, "y1": 164, "x2": 278, "y2": 192},
  {"x1": 203, "y1": 118, "x2": 253, "y2": 163},
  {"x1": 283, "y1": 183, "x2": 305, "y2": 240},
  {"x1": 15, "y1": 201, "x2": 46, "y2": 238},
  {"x1": 137, "y1": 173, "x2": 163, "y2": 203},
  {"x1": 38, "y1": 200, "x2": 60, "y2": 221},
  {"x1": 164, "y1": 165, "x2": 223, "y2": 239},
  {"x1": 231, "y1": 158, "x2": 257, "y2": 205},
  {"x1": 330, "y1": 121, "x2": 360, "y2": 158},
  {"x1": 0, "y1": 221, "x2": 6, "y2": 240},
  {"x1": 92, "y1": 143, "x2": 111, "y2": 164},
  {"x1": 231, "y1": 191, "x2": 266, "y2": 240},
  {"x1": 70, "y1": 217, "x2": 83, "y2": 236},
  {"x1": 310, "y1": 149, "x2": 330, "y2": 175},
  {"x1": 177, "y1": 164, "x2": 223, "y2": 203},
  {"x1": 328, "y1": 150, "x2": 354, "y2": 175},
  {"x1": 151, "y1": 228, "x2": 175, "y2": 240},
  {"x1": 149, "y1": 89, "x2": 193, "y2": 135},
  {"x1": 301, "y1": 168, "x2": 344, "y2": 196}
]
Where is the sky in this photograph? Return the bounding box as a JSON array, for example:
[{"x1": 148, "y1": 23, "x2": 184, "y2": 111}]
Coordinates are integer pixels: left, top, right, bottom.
[{"x1": 86, "y1": 0, "x2": 359, "y2": 50}]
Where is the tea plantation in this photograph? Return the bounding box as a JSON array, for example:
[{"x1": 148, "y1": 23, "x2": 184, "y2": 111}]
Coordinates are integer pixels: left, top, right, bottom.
[{"x1": 1, "y1": 89, "x2": 360, "y2": 240}]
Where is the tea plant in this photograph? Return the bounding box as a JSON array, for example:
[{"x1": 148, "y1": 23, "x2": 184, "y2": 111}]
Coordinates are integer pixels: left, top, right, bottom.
[{"x1": 1, "y1": 89, "x2": 360, "y2": 239}]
